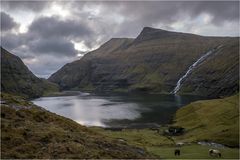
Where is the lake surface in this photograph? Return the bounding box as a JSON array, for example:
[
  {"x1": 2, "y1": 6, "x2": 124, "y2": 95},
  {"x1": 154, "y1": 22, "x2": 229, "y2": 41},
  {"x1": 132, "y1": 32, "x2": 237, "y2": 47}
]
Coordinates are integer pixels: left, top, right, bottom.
[{"x1": 32, "y1": 92, "x2": 206, "y2": 128}]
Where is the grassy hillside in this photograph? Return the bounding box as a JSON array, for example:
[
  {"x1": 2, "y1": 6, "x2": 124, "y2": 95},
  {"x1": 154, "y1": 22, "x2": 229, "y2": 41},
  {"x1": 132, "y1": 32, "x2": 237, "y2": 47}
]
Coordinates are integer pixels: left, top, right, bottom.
[
  {"x1": 92, "y1": 127, "x2": 239, "y2": 159},
  {"x1": 0, "y1": 93, "x2": 151, "y2": 159},
  {"x1": 174, "y1": 94, "x2": 239, "y2": 147},
  {"x1": 180, "y1": 39, "x2": 239, "y2": 97},
  {"x1": 1, "y1": 47, "x2": 59, "y2": 98},
  {"x1": 49, "y1": 27, "x2": 239, "y2": 97},
  {"x1": 92, "y1": 94, "x2": 239, "y2": 159}
]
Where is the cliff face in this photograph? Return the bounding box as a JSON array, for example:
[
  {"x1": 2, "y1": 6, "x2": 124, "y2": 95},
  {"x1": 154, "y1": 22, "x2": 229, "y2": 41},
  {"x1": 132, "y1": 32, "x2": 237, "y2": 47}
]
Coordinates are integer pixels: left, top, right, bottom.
[
  {"x1": 1, "y1": 47, "x2": 58, "y2": 98},
  {"x1": 49, "y1": 27, "x2": 239, "y2": 97},
  {"x1": 180, "y1": 39, "x2": 239, "y2": 97}
]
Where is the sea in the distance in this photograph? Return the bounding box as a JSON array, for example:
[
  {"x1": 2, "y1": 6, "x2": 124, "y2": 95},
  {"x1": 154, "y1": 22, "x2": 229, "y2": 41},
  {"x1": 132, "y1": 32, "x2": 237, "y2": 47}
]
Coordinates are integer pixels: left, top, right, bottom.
[{"x1": 32, "y1": 92, "x2": 206, "y2": 128}]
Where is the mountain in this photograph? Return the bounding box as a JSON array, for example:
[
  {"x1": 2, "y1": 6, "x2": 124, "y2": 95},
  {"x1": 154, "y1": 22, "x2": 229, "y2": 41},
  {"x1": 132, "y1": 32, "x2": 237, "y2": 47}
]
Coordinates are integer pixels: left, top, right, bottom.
[
  {"x1": 1, "y1": 47, "x2": 59, "y2": 98},
  {"x1": 49, "y1": 27, "x2": 239, "y2": 97}
]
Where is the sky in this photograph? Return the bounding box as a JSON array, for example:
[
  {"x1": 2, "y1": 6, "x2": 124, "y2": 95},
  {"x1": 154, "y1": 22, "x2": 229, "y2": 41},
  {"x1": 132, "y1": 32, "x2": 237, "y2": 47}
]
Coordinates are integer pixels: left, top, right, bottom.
[{"x1": 1, "y1": 1, "x2": 239, "y2": 78}]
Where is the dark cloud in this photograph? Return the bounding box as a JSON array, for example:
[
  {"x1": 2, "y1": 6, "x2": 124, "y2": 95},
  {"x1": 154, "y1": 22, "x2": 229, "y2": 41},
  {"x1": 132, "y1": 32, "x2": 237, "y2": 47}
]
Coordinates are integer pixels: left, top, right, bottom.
[
  {"x1": 182, "y1": 1, "x2": 239, "y2": 24},
  {"x1": 12, "y1": 46, "x2": 35, "y2": 59},
  {"x1": 66, "y1": 1, "x2": 239, "y2": 44},
  {"x1": 28, "y1": 16, "x2": 93, "y2": 39},
  {"x1": 29, "y1": 38, "x2": 77, "y2": 56},
  {"x1": 24, "y1": 55, "x2": 77, "y2": 78},
  {"x1": 105, "y1": 1, "x2": 239, "y2": 36},
  {"x1": 1, "y1": 15, "x2": 90, "y2": 57},
  {"x1": 114, "y1": 1, "x2": 239, "y2": 24},
  {"x1": 1, "y1": 33, "x2": 23, "y2": 50},
  {"x1": 1, "y1": 1, "x2": 49, "y2": 12},
  {"x1": 1, "y1": 12, "x2": 19, "y2": 31},
  {"x1": 25, "y1": 16, "x2": 96, "y2": 53}
]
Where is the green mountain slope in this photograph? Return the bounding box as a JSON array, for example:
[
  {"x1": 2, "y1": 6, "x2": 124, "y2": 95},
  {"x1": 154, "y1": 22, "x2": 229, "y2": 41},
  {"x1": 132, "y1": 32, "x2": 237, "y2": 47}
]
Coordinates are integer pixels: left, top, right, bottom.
[
  {"x1": 1, "y1": 47, "x2": 59, "y2": 98},
  {"x1": 49, "y1": 27, "x2": 239, "y2": 97},
  {"x1": 1, "y1": 93, "x2": 151, "y2": 159},
  {"x1": 174, "y1": 94, "x2": 239, "y2": 147},
  {"x1": 180, "y1": 39, "x2": 239, "y2": 97}
]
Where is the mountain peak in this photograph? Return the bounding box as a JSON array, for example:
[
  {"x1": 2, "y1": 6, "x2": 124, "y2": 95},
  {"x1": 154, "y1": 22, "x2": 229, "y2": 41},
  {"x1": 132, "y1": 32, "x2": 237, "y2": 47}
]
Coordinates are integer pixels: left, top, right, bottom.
[
  {"x1": 140, "y1": 27, "x2": 170, "y2": 34},
  {"x1": 134, "y1": 27, "x2": 172, "y2": 44},
  {"x1": 134, "y1": 27, "x2": 199, "y2": 44},
  {"x1": 141, "y1": 27, "x2": 166, "y2": 33}
]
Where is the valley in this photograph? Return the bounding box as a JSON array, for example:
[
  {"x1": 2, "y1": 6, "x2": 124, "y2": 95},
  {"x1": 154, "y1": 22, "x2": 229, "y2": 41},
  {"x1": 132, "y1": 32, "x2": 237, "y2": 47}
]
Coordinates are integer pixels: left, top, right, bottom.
[
  {"x1": 1, "y1": 92, "x2": 239, "y2": 159},
  {"x1": 1, "y1": 27, "x2": 239, "y2": 159}
]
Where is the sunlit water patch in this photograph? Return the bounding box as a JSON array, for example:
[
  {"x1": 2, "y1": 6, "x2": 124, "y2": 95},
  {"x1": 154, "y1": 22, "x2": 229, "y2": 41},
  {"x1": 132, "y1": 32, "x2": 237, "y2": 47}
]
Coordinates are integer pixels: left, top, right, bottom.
[{"x1": 32, "y1": 92, "x2": 206, "y2": 127}]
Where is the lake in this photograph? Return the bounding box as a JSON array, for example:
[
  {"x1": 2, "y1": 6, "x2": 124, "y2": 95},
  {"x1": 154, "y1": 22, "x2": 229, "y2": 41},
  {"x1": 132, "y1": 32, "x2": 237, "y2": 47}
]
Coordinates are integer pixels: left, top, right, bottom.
[{"x1": 32, "y1": 92, "x2": 206, "y2": 128}]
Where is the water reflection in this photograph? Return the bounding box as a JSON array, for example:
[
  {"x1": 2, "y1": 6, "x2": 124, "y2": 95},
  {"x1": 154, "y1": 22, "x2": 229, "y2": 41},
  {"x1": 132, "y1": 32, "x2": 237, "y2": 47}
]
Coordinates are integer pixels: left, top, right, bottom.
[
  {"x1": 32, "y1": 93, "x2": 206, "y2": 127},
  {"x1": 174, "y1": 94, "x2": 182, "y2": 107},
  {"x1": 33, "y1": 95, "x2": 141, "y2": 127}
]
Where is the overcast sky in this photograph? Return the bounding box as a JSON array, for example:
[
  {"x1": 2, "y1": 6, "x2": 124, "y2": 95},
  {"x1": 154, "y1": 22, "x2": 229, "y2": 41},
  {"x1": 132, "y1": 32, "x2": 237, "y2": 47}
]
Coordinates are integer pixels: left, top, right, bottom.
[{"x1": 1, "y1": 1, "x2": 239, "y2": 78}]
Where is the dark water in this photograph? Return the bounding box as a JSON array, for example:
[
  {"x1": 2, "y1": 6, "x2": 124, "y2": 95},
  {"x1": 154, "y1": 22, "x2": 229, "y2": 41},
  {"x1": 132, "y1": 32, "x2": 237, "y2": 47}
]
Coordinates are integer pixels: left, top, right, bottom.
[{"x1": 32, "y1": 92, "x2": 206, "y2": 127}]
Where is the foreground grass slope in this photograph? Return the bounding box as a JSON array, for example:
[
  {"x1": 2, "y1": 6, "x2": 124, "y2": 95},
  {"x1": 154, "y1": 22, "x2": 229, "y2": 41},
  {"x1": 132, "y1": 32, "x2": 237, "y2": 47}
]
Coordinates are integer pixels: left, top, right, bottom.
[
  {"x1": 1, "y1": 93, "x2": 150, "y2": 159},
  {"x1": 174, "y1": 94, "x2": 239, "y2": 147},
  {"x1": 93, "y1": 127, "x2": 239, "y2": 159}
]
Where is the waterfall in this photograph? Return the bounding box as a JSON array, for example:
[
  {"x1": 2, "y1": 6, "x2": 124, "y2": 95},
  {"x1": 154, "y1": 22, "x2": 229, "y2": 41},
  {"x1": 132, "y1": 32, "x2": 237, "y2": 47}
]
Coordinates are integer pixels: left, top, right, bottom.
[{"x1": 172, "y1": 46, "x2": 221, "y2": 94}]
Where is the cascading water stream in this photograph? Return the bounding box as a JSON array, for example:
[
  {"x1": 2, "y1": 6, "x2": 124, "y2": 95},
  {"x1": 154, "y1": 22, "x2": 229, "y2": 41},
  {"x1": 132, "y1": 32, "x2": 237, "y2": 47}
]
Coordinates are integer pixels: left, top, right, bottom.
[{"x1": 172, "y1": 45, "x2": 222, "y2": 94}]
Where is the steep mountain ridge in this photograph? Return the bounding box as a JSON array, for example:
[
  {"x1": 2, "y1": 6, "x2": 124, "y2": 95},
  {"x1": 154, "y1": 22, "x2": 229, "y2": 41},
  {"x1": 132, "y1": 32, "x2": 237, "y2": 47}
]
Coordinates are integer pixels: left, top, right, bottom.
[
  {"x1": 1, "y1": 47, "x2": 59, "y2": 98},
  {"x1": 49, "y1": 27, "x2": 239, "y2": 97},
  {"x1": 133, "y1": 27, "x2": 200, "y2": 44},
  {"x1": 95, "y1": 38, "x2": 134, "y2": 55}
]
